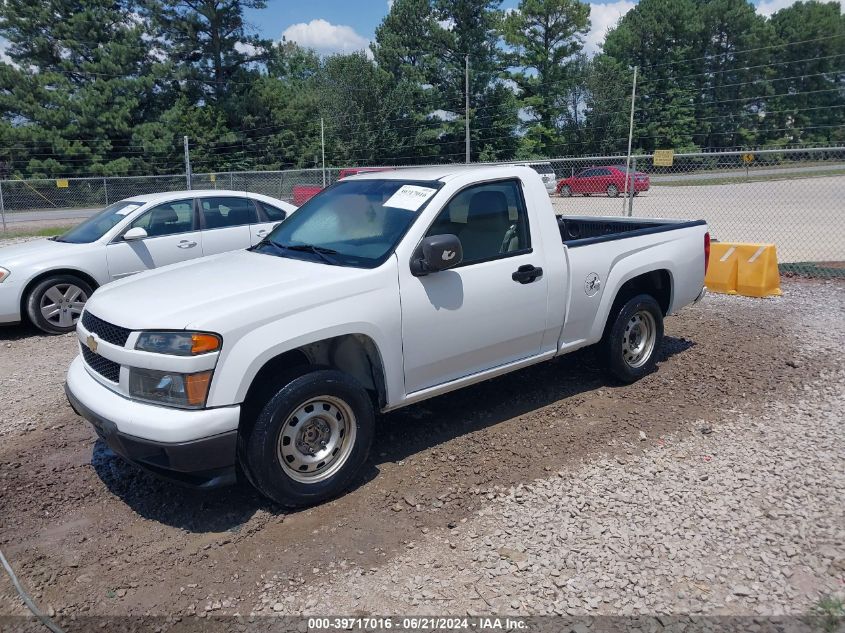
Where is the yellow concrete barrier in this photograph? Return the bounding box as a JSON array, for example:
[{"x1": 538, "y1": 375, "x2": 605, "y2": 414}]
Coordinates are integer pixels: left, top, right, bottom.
[{"x1": 705, "y1": 242, "x2": 782, "y2": 297}]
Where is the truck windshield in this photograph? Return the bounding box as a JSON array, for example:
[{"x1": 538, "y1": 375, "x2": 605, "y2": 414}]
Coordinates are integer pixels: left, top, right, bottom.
[
  {"x1": 55, "y1": 200, "x2": 144, "y2": 244},
  {"x1": 254, "y1": 179, "x2": 442, "y2": 268}
]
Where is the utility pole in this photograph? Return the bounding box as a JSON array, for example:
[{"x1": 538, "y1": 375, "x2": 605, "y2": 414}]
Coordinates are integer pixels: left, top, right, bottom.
[
  {"x1": 465, "y1": 55, "x2": 471, "y2": 164},
  {"x1": 321, "y1": 117, "x2": 326, "y2": 187},
  {"x1": 183, "y1": 135, "x2": 192, "y2": 191},
  {"x1": 623, "y1": 66, "x2": 637, "y2": 216}
]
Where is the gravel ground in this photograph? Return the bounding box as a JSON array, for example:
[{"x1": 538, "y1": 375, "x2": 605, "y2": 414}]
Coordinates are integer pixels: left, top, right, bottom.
[{"x1": 0, "y1": 279, "x2": 843, "y2": 626}]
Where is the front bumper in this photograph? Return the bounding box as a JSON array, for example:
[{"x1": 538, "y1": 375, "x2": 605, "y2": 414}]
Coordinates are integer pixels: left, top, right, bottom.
[
  {"x1": 65, "y1": 356, "x2": 240, "y2": 487},
  {"x1": 0, "y1": 281, "x2": 23, "y2": 324}
]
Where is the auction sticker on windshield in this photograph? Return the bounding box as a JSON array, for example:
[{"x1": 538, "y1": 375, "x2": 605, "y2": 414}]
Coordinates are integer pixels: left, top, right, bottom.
[
  {"x1": 384, "y1": 185, "x2": 437, "y2": 211},
  {"x1": 116, "y1": 204, "x2": 141, "y2": 216}
]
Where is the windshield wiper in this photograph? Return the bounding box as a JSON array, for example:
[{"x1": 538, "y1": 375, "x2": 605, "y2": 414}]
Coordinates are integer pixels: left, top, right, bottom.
[{"x1": 285, "y1": 243, "x2": 339, "y2": 265}]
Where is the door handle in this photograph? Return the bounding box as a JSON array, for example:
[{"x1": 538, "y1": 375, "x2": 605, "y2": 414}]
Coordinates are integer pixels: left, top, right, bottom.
[
  {"x1": 178, "y1": 240, "x2": 198, "y2": 249},
  {"x1": 512, "y1": 264, "x2": 543, "y2": 284},
  {"x1": 257, "y1": 230, "x2": 269, "y2": 237}
]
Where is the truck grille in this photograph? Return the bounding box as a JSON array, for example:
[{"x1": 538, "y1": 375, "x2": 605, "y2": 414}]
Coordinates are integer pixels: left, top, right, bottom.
[
  {"x1": 81, "y1": 345, "x2": 121, "y2": 383},
  {"x1": 81, "y1": 311, "x2": 131, "y2": 347}
]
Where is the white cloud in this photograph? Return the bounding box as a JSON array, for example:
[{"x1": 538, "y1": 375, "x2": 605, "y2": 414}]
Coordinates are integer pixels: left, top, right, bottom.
[
  {"x1": 754, "y1": 0, "x2": 796, "y2": 15},
  {"x1": 0, "y1": 37, "x2": 15, "y2": 67},
  {"x1": 281, "y1": 19, "x2": 371, "y2": 57},
  {"x1": 585, "y1": 0, "x2": 636, "y2": 55},
  {"x1": 234, "y1": 41, "x2": 263, "y2": 57}
]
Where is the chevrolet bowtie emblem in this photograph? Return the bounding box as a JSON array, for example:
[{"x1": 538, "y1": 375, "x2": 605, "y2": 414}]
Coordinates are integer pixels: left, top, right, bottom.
[{"x1": 86, "y1": 334, "x2": 98, "y2": 354}]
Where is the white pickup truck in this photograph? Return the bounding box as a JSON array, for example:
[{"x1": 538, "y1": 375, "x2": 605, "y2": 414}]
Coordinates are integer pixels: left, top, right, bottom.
[{"x1": 65, "y1": 165, "x2": 709, "y2": 506}]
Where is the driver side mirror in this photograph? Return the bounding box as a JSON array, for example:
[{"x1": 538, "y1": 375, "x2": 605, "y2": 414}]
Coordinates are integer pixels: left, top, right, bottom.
[
  {"x1": 123, "y1": 227, "x2": 148, "y2": 241},
  {"x1": 411, "y1": 234, "x2": 463, "y2": 276}
]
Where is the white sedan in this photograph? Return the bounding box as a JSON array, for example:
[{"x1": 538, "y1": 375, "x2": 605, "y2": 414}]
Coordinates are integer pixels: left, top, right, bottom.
[{"x1": 0, "y1": 190, "x2": 296, "y2": 333}]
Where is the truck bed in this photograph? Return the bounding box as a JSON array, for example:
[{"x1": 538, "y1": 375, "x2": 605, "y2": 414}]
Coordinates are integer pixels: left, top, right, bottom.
[{"x1": 558, "y1": 216, "x2": 706, "y2": 247}]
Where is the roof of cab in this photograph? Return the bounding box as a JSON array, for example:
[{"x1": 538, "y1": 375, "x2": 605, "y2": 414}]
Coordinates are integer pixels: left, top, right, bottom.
[{"x1": 343, "y1": 164, "x2": 535, "y2": 183}]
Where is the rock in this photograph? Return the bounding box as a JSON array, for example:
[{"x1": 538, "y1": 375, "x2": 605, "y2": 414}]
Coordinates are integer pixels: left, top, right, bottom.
[
  {"x1": 272, "y1": 603, "x2": 284, "y2": 612},
  {"x1": 639, "y1": 431, "x2": 647, "y2": 441}
]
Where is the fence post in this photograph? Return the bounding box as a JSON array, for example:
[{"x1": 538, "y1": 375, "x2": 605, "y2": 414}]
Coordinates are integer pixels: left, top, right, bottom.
[
  {"x1": 627, "y1": 157, "x2": 636, "y2": 217},
  {"x1": 103, "y1": 177, "x2": 108, "y2": 206},
  {"x1": 0, "y1": 180, "x2": 6, "y2": 233}
]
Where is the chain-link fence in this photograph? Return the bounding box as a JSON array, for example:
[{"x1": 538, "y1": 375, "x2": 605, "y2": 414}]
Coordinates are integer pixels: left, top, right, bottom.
[{"x1": 1, "y1": 147, "x2": 843, "y2": 277}]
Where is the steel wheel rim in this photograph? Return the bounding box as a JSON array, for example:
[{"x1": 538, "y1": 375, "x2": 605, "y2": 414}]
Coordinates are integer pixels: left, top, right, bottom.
[
  {"x1": 40, "y1": 283, "x2": 88, "y2": 328},
  {"x1": 608, "y1": 185, "x2": 618, "y2": 197},
  {"x1": 560, "y1": 186, "x2": 571, "y2": 197},
  {"x1": 277, "y1": 395, "x2": 357, "y2": 483},
  {"x1": 622, "y1": 310, "x2": 657, "y2": 368}
]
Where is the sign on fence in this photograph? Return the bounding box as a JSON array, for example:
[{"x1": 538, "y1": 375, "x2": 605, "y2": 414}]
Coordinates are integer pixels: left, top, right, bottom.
[
  {"x1": 56, "y1": 179, "x2": 69, "y2": 188},
  {"x1": 653, "y1": 149, "x2": 674, "y2": 167}
]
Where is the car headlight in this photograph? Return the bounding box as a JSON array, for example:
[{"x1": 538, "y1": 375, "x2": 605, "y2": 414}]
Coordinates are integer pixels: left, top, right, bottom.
[
  {"x1": 135, "y1": 331, "x2": 221, "y2": 355},
  {"x1": 128, "y1": 368, "x2": 213, "y2": 409},
  {"x1": 0, "y1": 267, "x2": 9, "y2": 283}
]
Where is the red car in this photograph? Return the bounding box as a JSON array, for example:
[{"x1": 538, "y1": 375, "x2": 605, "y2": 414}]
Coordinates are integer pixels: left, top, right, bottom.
[
  {"x1": 292, "y1": 167, "x2": 394, "y2": 206},
  {"x1": 557, "y1": 165, "x2": 650, "y2": 197}
]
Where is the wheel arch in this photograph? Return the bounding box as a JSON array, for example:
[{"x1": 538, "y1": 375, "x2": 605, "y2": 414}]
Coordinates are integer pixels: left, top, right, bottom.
[
  {"x1": 19, "y1": 268, "x2": 100, "y2": 321},
  {"x1": 237, "y1": 333, "x2": 388, "y2": 432},
  {"x1": 599, "y1": 268, "x2": 673, "y2": 340}
]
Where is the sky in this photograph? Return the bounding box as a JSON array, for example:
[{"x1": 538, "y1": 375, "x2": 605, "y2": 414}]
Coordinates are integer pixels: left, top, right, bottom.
[{"x1": 245, "y1": 0, "x2": 807, "y2": 59}]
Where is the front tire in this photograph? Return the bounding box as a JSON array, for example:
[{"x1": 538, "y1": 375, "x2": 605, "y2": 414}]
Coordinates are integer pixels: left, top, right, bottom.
[
  {"x1": 240, "y1": 369, "x2": 374, "y2": 507},
  {"x1": 607, "y1": 184, "x2": 619, "y2": 197},
  {"x1": 559, "y1": 185, "x2": 572, "y2": 197},
  {"x1": 25, "y1": 274, "x2": 93, "y2": 334},
  {"x1": 600, "y1": 294, "x2": 664, "y2": 383}
]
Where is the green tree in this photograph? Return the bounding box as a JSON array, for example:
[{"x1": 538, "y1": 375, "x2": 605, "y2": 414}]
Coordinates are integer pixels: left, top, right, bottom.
[
  {"x1": 144, "y1": 0, "x2": 270, "y2": 104},
  {"x1": 0, "y1": 0, "x2": 163, "y2": 176},
  {"x1": 601, "y1": 0, "x2": 702, "y2": 152},
  {"x1": 502, "y1": 0, "x2": 591, "y2": 156},
  {"x1": 692, "y1": 0, "x2": 774, "y2": 149},
  {"x1": 764, "y1": 1, "x2": 845, "y2": 146},
  {"x1": 433, "y1": 0, "x2": 519, "y2": 160}
]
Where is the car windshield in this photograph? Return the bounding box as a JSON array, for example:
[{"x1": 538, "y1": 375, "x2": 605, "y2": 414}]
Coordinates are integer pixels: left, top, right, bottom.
[
  {"x1": 253, "y1": 179, "x2": 442, "y2": 268},
  {"x1": 55, "y1": 200, "x2": 144, "y2": 244}
]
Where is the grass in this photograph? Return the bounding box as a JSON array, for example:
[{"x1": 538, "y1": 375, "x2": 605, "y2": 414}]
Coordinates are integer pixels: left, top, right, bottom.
[
  {"x1": 809, "y1": 595, "x2": 844, "y2": 633},
  {"x1": 654, "y1": 167, "x2": 845, "y2": 187},
  {"x1": 0, "y1": 225, "x2": 70, "y2": 239}
]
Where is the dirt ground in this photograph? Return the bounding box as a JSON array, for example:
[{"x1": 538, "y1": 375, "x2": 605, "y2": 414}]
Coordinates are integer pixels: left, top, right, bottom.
[{"x1": 0, "y1": 278, "x2": 843, "y2": 628}]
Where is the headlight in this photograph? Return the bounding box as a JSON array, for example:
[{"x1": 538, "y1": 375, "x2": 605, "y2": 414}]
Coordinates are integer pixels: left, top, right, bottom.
[
  {"x1": 135, "y1": 331, "x2": 221, "y2": 355},
  {"x1": 0, "y1": 267, "x2": 9, "y2": 283},
  {"x1": 129, "y1": 368, "x2": 213, "y2": 409}
]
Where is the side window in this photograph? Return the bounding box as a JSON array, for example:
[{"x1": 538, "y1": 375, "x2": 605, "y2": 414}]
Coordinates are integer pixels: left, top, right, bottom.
[
  {"x1": 200, "y1": 197, "x2": 258, "y2": 229},
  {"x1": 257, "y1": 200, "x2": 287, "y2": 222},
  {"x1": 426, "y1": 179, "x2": 530, "y2": 265},
  {"x1": 596, "y1": 168, "x2": 611, "y2": 176},
  {"x1": 578, "y1": 169, "x2": 595, "y2": 178},
  {"x1": 130, "y1": 200, "x2": 195, "y2": 237}
]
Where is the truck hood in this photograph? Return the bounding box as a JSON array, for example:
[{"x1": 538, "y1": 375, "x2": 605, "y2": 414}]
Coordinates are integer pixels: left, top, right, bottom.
[
  {"x1": 85, "y1": 249, "x2": 385, "y2": 332},
  {"x1": 0, "y1": 238, "x2": 88, "y2": 269}
]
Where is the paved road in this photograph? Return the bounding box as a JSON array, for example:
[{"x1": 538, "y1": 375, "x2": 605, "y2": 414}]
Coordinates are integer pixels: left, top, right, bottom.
[
  {"x1": 2, "y1": 207, "x2": 99, "y2": 224},
  {"x1": 649, "y1": 162, "x2": 845, "y2": 183},
  {"x1": 554, "y1": 175, "x2": 843, "y2": 263}
]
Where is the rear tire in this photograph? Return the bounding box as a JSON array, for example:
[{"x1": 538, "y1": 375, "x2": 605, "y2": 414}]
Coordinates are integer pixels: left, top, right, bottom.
[
  {"x1": 239, "y1": 369, "x2": 374, "y2": 507},
  {"x1": 607, "y1": 184, "x2": 619, "y2": 197},
  {"x1": 25, "y1": 274, "x2": 93, "y2": 334},
  {"x1": 600, "y1": 294, "x2": 664, "y2": 383},
  {"x1": 559, "y1": 185, "x2": 572, "y2": 197}
]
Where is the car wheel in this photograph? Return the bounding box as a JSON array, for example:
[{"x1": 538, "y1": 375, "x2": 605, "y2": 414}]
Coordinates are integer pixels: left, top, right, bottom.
[
  {"x1": 607, "y1": 184, "x2": 619, "y2": 197},
  {"x1": 25, "y1": 274, "x2": 93, "y2": 334},
  {"x1": 240, "y1": 368, "x2": 374, "y2": 507},
  {"x1": 600, "y1": 294, "x2": 664, "y2": 384},
  {"x1": 559, "y1": 185, "x2": 572, "y2": 197}
]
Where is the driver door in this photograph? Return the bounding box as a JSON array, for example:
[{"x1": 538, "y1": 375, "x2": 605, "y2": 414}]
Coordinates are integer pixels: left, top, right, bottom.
[
  {"x1": 105, "y1": 199, "x2": 203, "y2": 280},
  {"x1": 398, "y1": 179, "x2": 549, "y2": 393}
]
